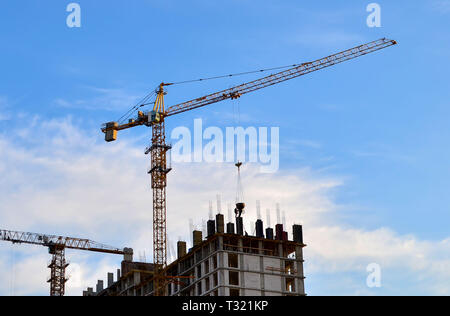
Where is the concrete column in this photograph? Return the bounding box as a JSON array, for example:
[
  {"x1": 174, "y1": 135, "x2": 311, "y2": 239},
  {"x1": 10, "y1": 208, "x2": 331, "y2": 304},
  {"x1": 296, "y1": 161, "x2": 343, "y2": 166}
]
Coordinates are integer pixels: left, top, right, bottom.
[
  {"x1": 236, "y1": 217, "x2": 244, "y2": 235},
  {"x1": 218, "y1": 236, "x2": 224, "y2": 251},
  {"x1": 260, "y1": 255, "x2": 265, "y2": 295},
  {"x1": 193, "y1": 231, "x2": 202, "y2": 247},
  {"x1": 218, "y1": 251, "x2": 226, "y2": 296},
  {"x1": 177, "y1": 241, "x2": 187, "y2": 258},
  {"x1": 293, "y1": 225, "x2": 303, "y2": 244},
  {"x1": 295, "y1": 245, "x2": 303, "y2": 261},
  {"x1": 280, "y1": 258, "x2": 285, "y2": 295},
  {"x1": 256, "y1": 220, "x2": 264, "y2": 238},
  {"x1": 278, "y1": 243, "x2": 283, "y2": 258},
  {"x1": 295, "y1": 245, "x2": 305, "y2": 295},
  {"x1": 96, "y1": 280, "x2": 104, "y2": 293},
  {"x1": 297, "y1": 279, "x2": 305, "y2": 295},
  {"x1": 275, "y1": 224, "x2": 283, "y2": 240},
  {"x1": 227, "y1": 222, "x2": 235, "y2": 234},
  {"x1": 216, "y1": 214, "x2": 225, "y2": 233},
  {"x1": 207, "y1": 220, "x2": 216, "y2": 237},
  {"x1": 123, "y1": 248, "x2": 133, "y2": 262},
  {"x1": 107, "y1": 272, "x2": 114, "y2": 287},
  {"x1": 238, "y1": 237, "x2": 243, "y2": 252},
  {"x1": 239, "y1": 252, "x2": 245, "y2": 295}
]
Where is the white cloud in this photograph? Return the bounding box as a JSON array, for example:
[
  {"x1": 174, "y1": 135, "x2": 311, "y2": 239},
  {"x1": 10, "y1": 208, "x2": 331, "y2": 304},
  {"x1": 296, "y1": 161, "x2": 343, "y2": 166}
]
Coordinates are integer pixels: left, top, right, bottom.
[{"x1": 0, "y1": 115, "x2": 449, "y2": 295}]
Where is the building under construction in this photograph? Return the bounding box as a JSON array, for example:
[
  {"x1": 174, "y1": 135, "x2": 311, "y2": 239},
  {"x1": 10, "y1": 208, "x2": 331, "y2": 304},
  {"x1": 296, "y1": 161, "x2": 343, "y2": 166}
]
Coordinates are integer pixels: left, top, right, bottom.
[{"x1": 83, "y1": 215, "x2": 305, "y2": 296}]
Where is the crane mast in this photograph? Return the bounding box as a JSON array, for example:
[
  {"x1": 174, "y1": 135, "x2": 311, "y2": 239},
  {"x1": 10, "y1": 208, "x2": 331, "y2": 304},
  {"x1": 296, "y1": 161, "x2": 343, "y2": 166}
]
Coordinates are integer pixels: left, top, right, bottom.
[
  {"x1": 0, "y1": 229, "x2": 131, "y2": 296},
  {"x1": 101, "y1": 37, "x2": 397, "y2": 296},
  {"x1": 48, "y1": 245, "x2": 68, "y2": 296},
  {"x1": 148, "y1": 84, "x2": 172, "y2": 295}
]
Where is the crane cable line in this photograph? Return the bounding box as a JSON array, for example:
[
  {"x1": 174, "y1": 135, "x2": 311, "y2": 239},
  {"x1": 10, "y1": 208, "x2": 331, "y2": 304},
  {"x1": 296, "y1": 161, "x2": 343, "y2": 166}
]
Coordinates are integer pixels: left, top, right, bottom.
[
  {"x1": 114, "y1": 38, "x2": 397, "y2": 124},
  {"x1": 116, "y1": 88, "x2": 158, "y2": 124},
  {"x1": 165, "y1": 63, "x2": 307, "y2": 86},
  {"x1": 116, "y1": 63, "x2": 308, "y2": 123},
  {"x1": 117, "y1": 91, "x2": 155, "y2": 124}
]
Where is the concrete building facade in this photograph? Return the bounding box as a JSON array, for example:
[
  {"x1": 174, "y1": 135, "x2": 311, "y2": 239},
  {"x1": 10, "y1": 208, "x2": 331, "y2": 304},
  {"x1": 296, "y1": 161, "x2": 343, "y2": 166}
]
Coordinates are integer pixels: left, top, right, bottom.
[
  {"x1": 164, "y1": 231, "x2": 306, "y2": 296},
  {"x1": 83, "y1": 261, "x2": 155, "y2": 296},
  {"x1": 83, "y1": 215, "x2": 306, "y2": 296}
]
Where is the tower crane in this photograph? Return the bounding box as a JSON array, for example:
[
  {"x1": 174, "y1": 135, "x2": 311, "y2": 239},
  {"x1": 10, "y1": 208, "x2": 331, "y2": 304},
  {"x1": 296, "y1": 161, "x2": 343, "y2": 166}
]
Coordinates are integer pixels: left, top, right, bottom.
[
  {"x1": 0, "y1": 229, "x2": 133, "y2": 296},
  {"x1": 102, "y1": 38, "x2": 397, "y2": 295}
]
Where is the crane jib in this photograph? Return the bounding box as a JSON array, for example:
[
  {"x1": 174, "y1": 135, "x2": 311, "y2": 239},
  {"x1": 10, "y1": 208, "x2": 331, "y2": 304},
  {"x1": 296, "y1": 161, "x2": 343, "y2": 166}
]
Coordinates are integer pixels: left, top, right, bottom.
[
  {"x1": 101, "y1": 38, "x2": 396, "y2": 139},
  {"x1": 164, "y1": 38, "x2": 397, "y2": 117}
]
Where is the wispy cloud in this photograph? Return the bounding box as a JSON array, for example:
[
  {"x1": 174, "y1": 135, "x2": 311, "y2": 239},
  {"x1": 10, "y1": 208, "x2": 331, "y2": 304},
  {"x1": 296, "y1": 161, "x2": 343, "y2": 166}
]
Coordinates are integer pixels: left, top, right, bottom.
[{"x1": 350, "y1": 143, "x2": 414, "y2": 164}]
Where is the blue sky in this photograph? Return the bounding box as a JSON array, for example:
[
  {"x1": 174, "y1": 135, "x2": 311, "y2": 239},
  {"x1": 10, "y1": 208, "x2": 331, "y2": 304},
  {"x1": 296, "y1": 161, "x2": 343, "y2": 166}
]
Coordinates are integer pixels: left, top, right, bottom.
[{"x1": 0, "y1": 0, "x2": 450, "y2": 296}]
